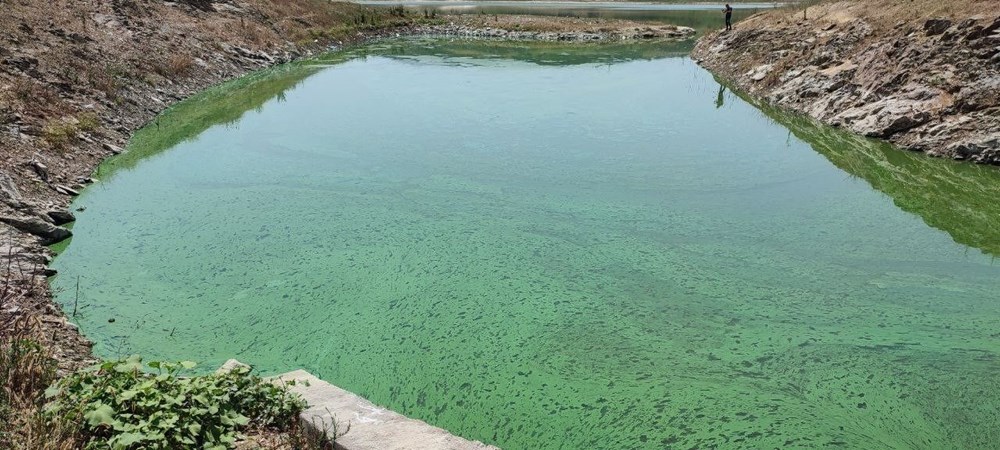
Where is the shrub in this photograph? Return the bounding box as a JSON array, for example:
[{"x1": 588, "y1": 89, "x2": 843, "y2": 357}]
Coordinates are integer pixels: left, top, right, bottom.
[
  {"x1": 42, "y1": 120, "x2": 80, "y2": 150},
  {"x1": 155, "y1": 55, "x2": 195, "y2": 78},
  {"x1": 43, "y1": 356, "x2": 306, "y2": 450},
  {"x1": 77, "y1": 112, "x2": 100, "y2": 133},
  {"x1": 1, "y1": 288, "x2": 78, "y2": 450}
]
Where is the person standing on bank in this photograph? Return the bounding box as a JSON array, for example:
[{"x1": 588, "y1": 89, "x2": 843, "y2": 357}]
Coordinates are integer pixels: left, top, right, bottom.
[{"x1": 724, "y1": 4, "x2": 733, "y2": 31}]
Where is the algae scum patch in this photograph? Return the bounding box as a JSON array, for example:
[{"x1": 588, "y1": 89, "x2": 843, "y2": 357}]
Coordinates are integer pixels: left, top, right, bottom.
[{"x1": 51, "y1": 39, "x2": 1000, "y2": 449}]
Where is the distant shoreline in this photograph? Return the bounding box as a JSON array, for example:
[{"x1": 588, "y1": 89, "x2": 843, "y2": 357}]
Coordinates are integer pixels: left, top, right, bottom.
[{"x1": 354, "y1": 1, "x2": 790, "y2": 11}]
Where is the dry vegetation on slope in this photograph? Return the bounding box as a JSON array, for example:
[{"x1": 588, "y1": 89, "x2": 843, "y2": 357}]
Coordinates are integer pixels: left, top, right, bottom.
[{"x1": 693, "y1": 0, "x2": 999, "y2": 163}]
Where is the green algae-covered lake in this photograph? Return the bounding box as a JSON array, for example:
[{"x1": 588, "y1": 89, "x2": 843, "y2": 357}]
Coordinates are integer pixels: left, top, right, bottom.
[{"x1": 51, "y1": 38, "x2": 1000, "y2": 449}]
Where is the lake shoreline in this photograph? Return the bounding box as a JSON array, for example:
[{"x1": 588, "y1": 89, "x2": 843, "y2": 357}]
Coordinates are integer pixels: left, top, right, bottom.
[
  {"x1": 0, "y1": 4, "x2": 696, "y2": 376},
  {"x1": 0, "y1": 5, "x2": 695, "y2": 448},
  {"x1": 692, "y1": 0, "x2": 999, "y2": 164}
]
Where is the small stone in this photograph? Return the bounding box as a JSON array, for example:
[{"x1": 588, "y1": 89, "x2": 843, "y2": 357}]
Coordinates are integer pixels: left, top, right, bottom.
[{"x1": 53, "y1": 184, "x2": 79, "y2": 196}]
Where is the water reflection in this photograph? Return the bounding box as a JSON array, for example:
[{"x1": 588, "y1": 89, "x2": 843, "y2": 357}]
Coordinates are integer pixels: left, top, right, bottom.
[
  {"x1": 715, "y1": 83, "x2": 726, "y2": 108},
  {"x1": 101, "y1": 63, "x2": 323, "y2": 178},
  {"x1": 727, "y1": 82, "x2": 1000, "y2": 256},
  {"x1": 352, "y1": 37, "x2": 692, "y2": 65}
]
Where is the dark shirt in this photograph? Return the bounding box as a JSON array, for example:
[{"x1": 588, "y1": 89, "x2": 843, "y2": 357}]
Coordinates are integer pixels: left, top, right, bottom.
[{"x1": 725, "y1": 6, "x2": 733, "y2": 18}]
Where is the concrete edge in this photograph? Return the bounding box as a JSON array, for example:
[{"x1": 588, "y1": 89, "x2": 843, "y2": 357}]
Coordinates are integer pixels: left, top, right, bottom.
[{"x1": 219, "y1": 360, "x2": 498, "y2": 450}]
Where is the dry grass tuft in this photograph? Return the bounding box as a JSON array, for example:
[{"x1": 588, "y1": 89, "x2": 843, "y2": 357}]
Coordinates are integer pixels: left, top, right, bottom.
[
  {"x1": 41, "y1": 119, "x2": 79, "y2": 151},
  {"x1": 0, "y1": 277, "x2": 80, "y2": 450},
  {"x1": 769, "y1": 0, "x2": 992, "y2": 30},
  {"x1": 155, "y1": 54, "x2": 197, "y2": 78}
]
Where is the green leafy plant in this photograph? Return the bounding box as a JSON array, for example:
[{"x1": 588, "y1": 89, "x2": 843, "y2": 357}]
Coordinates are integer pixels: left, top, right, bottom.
[{"x1": 43, "y1": 356, "x2": 306, "y2": 450}]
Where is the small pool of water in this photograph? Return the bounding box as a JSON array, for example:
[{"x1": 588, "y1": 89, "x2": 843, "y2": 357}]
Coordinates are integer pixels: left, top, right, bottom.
[{"x1": 51, "y1": 39, "x2": 1000, "y2": 449}]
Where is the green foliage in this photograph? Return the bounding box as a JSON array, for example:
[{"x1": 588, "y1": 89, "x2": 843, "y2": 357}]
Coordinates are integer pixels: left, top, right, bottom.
[{"x1": 43, "y1": 356, "x2": 306, "y2": 450}]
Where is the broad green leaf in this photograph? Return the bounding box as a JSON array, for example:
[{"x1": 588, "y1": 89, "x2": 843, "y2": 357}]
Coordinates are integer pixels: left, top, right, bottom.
[
  {"x1": 84, "y1": 403, "x2": 116, "y2": 427},
  {"x1": 111, "y1": 432, "x2": 145, "y2": 447},
  {"x1": 232, "y1": 413, "x2": 250, "y2": 426},
  {"x1": 44, "y1": 385, "x2": 62, "y2": 398},
  {"x1": 114, "y1": 360, "x2": 143, "y2": 373}
]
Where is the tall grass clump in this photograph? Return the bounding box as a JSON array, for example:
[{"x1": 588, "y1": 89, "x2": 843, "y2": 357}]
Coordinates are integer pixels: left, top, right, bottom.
[{"x1": 0, "y1": 279, "x2": 78, "y2": 450}]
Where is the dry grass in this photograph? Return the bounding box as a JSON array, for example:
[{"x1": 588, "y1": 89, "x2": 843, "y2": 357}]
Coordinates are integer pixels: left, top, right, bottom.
[
  {"x1": 0, "y1": 276, "x2": 80, "y2": 450},
  {"x1": 156, "y1": 54, "x2": 197, "y2": 78},
  {"x1": 6, "y1": 79, "x2": 64, "y2": 117},
  {"x1": 41, "y1": 119, "x2": 79, "y2": 151},
  {"x1": 238, "y1": 420, "x2": 336, "y2": 450},
  {"x1": 769, "y1": 0, "x2": 991, "y2": 29}
]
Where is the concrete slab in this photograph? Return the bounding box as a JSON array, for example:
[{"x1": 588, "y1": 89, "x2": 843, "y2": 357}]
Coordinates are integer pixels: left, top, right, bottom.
[{"x1": 273, "y1": 369, "x2": 499, "y2": 450}]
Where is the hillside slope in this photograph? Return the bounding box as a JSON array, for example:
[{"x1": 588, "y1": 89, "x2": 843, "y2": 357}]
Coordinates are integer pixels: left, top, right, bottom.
[{"x1": 693, "y1": 0, "x2": 999, "y2": 163}]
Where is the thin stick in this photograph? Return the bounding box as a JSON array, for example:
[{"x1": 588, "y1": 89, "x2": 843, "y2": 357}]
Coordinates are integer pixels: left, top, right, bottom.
[{"x1": 73, "y1": 275, "x2": 80, "y2": 317}]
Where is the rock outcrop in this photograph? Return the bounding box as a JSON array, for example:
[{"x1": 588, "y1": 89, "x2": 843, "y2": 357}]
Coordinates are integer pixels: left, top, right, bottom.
[{"x1": 693, "y1": 2, "x2": 1000, "y2": 164}]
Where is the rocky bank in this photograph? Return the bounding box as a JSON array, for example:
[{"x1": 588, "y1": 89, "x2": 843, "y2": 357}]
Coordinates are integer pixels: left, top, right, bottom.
[
  {"x1": 692, "y1": 1, "x2": 1000, "y2": 164},
  {"x1": 414, "y1": 15, "x2": 695, "y2": 41}
]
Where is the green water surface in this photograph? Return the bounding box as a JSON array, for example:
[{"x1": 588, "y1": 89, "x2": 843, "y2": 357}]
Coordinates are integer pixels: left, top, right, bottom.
[{"x1": 51, "y1": 39, "x2": 1000, "y2": 449}]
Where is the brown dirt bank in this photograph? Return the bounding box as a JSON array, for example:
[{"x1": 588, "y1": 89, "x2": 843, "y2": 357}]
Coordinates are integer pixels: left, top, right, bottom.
[{"x1": 692, "y1": 0, "x2": 999, "y2": 164}]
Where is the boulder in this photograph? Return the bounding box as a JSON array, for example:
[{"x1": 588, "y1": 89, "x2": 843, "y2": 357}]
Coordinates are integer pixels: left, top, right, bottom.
[
  {"x1": 0, "y1": 214, "x2": 72, "y2": 244},
  {"x1": 30, "y1": 160, "x2": 48, "y2": 182},
  {"x1": 0, "y1": 170, "x2": 23, "y2": 207},
  {"x1": 746, "y1": 64, "x2": 774, "y2": 82},
  {"x1": 924, "y1": 19, "x2": 952, "y2": 36},
  {"x1": 103, "y1": 142, "x2": 123, "y2": 154},
  {"x1": 837, "y1": 97, "x2": 933, "y2": 138},
  {"x1": 47, "y1": 209, "x2": 76, "y2": 225}
]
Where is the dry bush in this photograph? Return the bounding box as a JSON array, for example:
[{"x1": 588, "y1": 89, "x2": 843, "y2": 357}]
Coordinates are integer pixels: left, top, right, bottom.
[
  {"x1": 9, "y1": 78, "x2": 63, "y2": 114},
  {"x1": 0, "y1": 277, "x2": 79, "y2": 450},
  {"x1": 4, "y1": 78, "x2": 73, "y2": 124},
  {"x1": 41, "y1": 119, "x2": 79, "y2": 151},
  {"x1": 242, "y1": 23, "x2": 275, "y2": 46},
  {"x1": 76, "y1": 111, "x2": 100, "y2": 133},
  {"x1": 165, "y1": 54, "x2": 196, "y2": 77}
]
